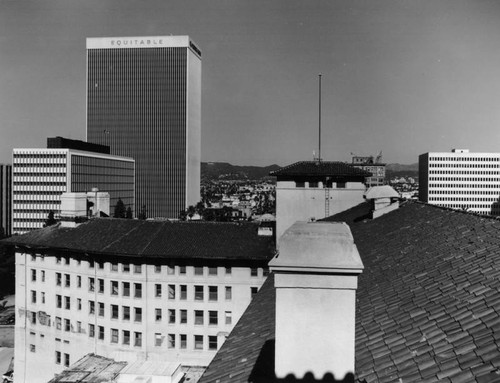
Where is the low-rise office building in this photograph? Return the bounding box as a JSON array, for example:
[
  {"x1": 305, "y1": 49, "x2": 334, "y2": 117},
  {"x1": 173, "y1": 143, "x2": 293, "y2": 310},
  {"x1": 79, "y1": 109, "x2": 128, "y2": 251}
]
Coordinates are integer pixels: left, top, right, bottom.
[
  {"x1": 12, "y1": 140, "x2": 134, "y2": 234},
  {"x1": 5, "y1": 218, "x2": 274, "y2": 383},
  {"x1": 419, "y1": 149, "x2": 500, "y2": 215}
]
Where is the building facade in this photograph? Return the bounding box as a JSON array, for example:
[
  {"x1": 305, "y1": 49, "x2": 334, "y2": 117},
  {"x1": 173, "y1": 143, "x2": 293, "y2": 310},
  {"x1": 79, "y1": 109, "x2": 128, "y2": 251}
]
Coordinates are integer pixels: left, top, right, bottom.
[
  {"x1": 0, "y1": 164, "x2": 12, "y2": 237},
  {"x1": 12, "y1": 148, "x2": 134, "y2": 234},
  {"x1": 8, "y1": 219, "x2": 273, "y2": 383},
  {"x1": 271, "y1": 161, "x2": 371, "y2": 239},
  {"x1": 351, "y1": 155, "x2": 386, "y2": 187},
  {"x1": 86, "y1": 36, "x2": 201, "y2": 219},
  {"x1": 419, "y1": 149, "x2": 500, "y2": 215}
]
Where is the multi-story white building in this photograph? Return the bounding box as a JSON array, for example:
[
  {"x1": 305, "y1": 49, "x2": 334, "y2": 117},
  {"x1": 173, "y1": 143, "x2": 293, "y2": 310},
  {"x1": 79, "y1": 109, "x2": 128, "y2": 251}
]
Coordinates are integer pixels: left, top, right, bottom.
[
  {"x1": 12, "y1": 143, "x2": 134, "y2": 234},
  {"x1": 419, "y1": 149, "x2": 500, "y2": 215},
  {"x1": 7, "y1": 218, "x2": 273, "y2": 383}
]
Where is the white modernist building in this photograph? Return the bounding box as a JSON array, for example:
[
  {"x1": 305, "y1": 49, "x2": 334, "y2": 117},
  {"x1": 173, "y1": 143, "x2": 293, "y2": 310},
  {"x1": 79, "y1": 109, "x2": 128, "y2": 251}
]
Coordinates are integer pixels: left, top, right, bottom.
[
  {"x1": 419, "y1": 149, "x2": 500, "y2": 215},
  {"x1": 12, "y1": 147, "x2": 134, "y2": 234},
  {"x1": 7, "y1": 218, "x2": 273, "y2": 383}
]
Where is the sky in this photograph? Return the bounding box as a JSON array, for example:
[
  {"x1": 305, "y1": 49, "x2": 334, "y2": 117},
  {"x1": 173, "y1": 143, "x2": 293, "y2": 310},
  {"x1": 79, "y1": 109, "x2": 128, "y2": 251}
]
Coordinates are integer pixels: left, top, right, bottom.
[{"x1": 1, "y1": 0, "x2": 500, "y2": 166}]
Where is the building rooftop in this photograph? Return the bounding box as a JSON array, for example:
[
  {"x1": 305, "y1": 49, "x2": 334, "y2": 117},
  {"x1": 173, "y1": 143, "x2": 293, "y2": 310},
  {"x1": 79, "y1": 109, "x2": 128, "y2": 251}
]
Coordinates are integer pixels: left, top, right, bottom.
[
  {"x1": 3, "y1": 219, "x2": 275, "y2": 261},
  {"x1": 270, "y1": 161, "x2": 371, "y2": 178},
  {"x1": 48, "y1": 354, "x2": 126, "y2": 383},
  {"x1": 200, "y1": 201, "x2": 500, "y2": 383},
  {"x1": 47, "y1": 136, "x2": 110, "y2": 154}
]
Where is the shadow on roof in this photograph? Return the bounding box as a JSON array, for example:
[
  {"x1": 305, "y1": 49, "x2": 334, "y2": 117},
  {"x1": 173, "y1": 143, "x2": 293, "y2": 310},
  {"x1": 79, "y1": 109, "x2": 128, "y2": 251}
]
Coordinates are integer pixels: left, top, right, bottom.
[{"x1": 249, "y1": 339, "x2": 355, "y2": 383}]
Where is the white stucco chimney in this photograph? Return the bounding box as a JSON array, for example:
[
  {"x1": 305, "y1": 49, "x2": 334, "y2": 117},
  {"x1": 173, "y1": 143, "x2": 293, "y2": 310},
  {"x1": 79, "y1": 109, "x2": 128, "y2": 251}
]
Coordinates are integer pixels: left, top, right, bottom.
[{"x1": 269, "y1": 221, "x2": 363, "y2": 380}]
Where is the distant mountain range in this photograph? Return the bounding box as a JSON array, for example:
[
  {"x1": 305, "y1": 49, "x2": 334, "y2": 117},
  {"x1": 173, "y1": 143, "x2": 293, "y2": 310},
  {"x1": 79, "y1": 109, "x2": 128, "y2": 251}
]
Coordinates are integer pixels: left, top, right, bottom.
[{"x1": 201, "y1": 162, "x2": 418, "y2": 181}]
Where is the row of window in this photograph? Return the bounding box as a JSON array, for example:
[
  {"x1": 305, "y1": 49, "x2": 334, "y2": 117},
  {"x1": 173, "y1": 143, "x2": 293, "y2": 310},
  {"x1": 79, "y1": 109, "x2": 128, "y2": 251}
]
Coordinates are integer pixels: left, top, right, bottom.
[
  {"x1": 13, "y1": 172, "x2": 66, "y2": 177},
  {"x1": 428, "y1": 190, "x2": 500, "y2": 195},
  {"x1": 429, "y1": 157, "x2": 500, "y2": 162},
  {"x1": 429, "y1": 177, "x2": 500, "y2": 182},
  {"x1": 429, "y1": 184, "x2": 500, "y2": 189},
  {"x1": 429, "y1": 170, "x2": 500, "y2": 175},
  {"x1": 429, "y1": 197, "x2": 498, "y2": 202},
  {"x1": 295, "y1": 181, "x2": 346, "y2": 189},
  {"x1": 14, "y1": 182, "x2": 66, "y2": 186},
  {"x1": 432, "y1": 203, "x2": 500, "y2": 211},
  {"x1": 429, "y1": 163, "x2": 500, "y2": 168},
  {"x1": 14, "y1": 153, "x2": 66, "y2": 159}
]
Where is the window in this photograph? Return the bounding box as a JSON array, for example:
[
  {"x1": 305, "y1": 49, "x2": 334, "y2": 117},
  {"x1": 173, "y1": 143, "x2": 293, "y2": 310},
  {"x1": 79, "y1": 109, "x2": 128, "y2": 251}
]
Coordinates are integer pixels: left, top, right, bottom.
[
  {"x1": 179, "y1": 266, "x2": 186, "y2": 275},
  {"x1": 155, "y1": 265, "x2": 162, "y2": 273},
  {"x1": 30, "y1": 344, "x2": 36, "y2": 352},
  {"x1": 77, "y1": 298, "x2": 81, "y2": 310},
  {"x1": 209, "y1": 286, "x2": 218, "y2": 301},
  {"x1": 337, "y1": 181, "x2": 346, "y2": 189},
  {"x1": 167, "y1": 334, "x2": 175, "y2": 348},
  {"x1": 56, "y1": 273, "x2": 61, "y2": 286},
  {"x1": 134, "y1": 307, "x2": 142, "y2": 323},
  {"x1": 180, "y1": 310, "x2": 187, "y2": 324},
  {"x1": 123, "y1": 282, "x2": 130, "y2": 297},
  {"x1": 209, "y1": 335, "x2": 218, "y2": 350},
  {"x1": 168, "y1": 285, "x2": 175, "y2": 299},
  {"x1": 31, "y1": 290, "x2": 36, "y2": 303},
  {"x1": 155, "y1": 284, "x2": 162, "y2": 297},
  {"x1": 225, "y1": 311, "x2": 232, "y2": 325},
  {"x1": 64, "y1": 296, "x2": 70, "y2": 310},
  {"x1": 155, "y1": 308, "x2": 162, "y2": 321},
  {"x1": 309, "y1": 181, "x2": 318, "y2": 188},
  {"x1": 122, "y1": 264, "x2": 130, "y2": 273},
  {"x1": 111, "y1": 304, "x2": 119, "y2": 319},
  {"x1": 56, "y1": 256, "x2": 61, "y2": 264},
  {"x1": 111, "y1": 329, "x2": 119, "y2": 343},
  {"x1": 134, "y1": 283, "x2": 142, "y2": 298},
  {"x1": 89, "y1": 324, "x2": 95, "y2": 338},
  {"x1": 89, "y1": 260, "x2": 94, "y2": 269},
  {"x1": 296, "y1": 181, "x2": 305, "y2": 188},
  {"x1": 194, "y1": 267, "x2": 203, "y2": 276},
  {"x1": 180, "y1": 285, "x2": 187, "y2": 300},
  {"x1": 209, "y1": 311, "x2": 218, "y2": 325},
  {"x1": 41, "y1": 270, "x2": 45, "y2": 282},
  {"x1": 225, "y1": 267, "x2": 231, "y2": 275},
  {"x1": 64, "y1": 319, "x2": 70, "y2": 332},
  {"x1": 134, "y1": 332, "x2": 142, "y2": 347},
  {"x1": 111, "y1": 281, "x2": 118, "y2": 295},
  {"x1": 64, "y1": 353, "x2": 70, "y2": 367},
  {"x1": 251, "y1": 287, "x2": 258, "y2": 298},
  {"x1": 251, "y1": 268, "x2": 258, "y2": 277},
  {"x1": 133, "y1": 264, "x2": 142, "y2": 274},
  {"x1": 98, "y1": 279, "x2": 104, "y2": 293},
  {"x1": 194, "y1": 335, "x2": 203, "y2": 350},
  {"x1": 225, "y1": 286, "x2": 232, "y2": 300},
  {"x1": 168, "y1": 309, "x2": 175, "y2": 324},
  {"x1": 41, "y1": 292, "x2": 45, "y2": 304},
  {"x1": 31, "y1": 269, "x2": 36, "y2": 282},
  {"x1": 77, "y1": 321, "x2": 81, "y2": 333},
  {"x1": 98, "y1": 302, "x2": 104, "y2": 317},
  {"x1": 55, "y1": 351, "x2": 61, "y2": 364},
  {"x1": 156, "y1": 333, "x2": 164, "y2": 347},
  {"x1": 111, "y1": 263, "x2": 118, "y2": 272},
  {"x1": 98, "y1": 326, "x2": 104, "y2": 340},
  {"x1": 123, "y1": 306, "x2": 130, "y2": 321},
  {"x1": 56, "y1": 294, "x2": 62, "y2": 308},
  {"x1": 167, "y1": 265, "x2": 174, "y2": 275},
  {"x1": 97, "y1": 262, "x2": 104, "y2": 270},
  {"x1": 77, "y1": 275, "x2": 81, "y2": 288},
  {"x1": 89, "y1": 301, "x2": 95, "y2": 315},
  {"x1": 65, "y1": 274, "x2": 70, "y2": 287},
  {"x1": 195, "y1": 310, "x2": 204, "y2": 325},
  {"x1": 64, "y1": 257, "x2": 70, "y2": 266},
  {"x1": 123, "y1": 330, "x2": 130, "y2": 345},
  {"x1": 208, "y1": 267, "x2": 217, "y2": 276},
  {"x1": 55, "y1": 317, "x2": 61, "y2": 329},
  {"x1": 89, "y1": 277, "x2": 95, "y2": 292},
  {"x1": 263, "y1": 268, "x2": 269, "y2": 277},
  {"x1": 195, "y1": 286, "x2": 203, "y2": 301},
  {"x1": 180, "y1": 334, "x2": 187, "y2": 349}
]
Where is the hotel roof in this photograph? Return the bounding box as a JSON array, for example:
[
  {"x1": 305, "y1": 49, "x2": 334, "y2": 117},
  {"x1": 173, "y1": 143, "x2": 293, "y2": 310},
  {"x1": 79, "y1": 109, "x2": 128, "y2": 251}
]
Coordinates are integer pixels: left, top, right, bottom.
[
  {"x1": 270, "y1": 161, "x2": 371, "y2": 178},
  {"x1": 3, "y1": 219, "x2": 275, "y2": 261},
  {"x1": 200, "y1": 201, "x2": 500, "y2": 383}
]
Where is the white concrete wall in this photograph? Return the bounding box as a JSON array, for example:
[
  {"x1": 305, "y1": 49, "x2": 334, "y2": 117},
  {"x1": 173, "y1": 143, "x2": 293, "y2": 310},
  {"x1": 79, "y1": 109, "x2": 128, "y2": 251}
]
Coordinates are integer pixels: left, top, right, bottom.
[{"x1": 15, "y1": 252, "x2": 267, "y2": 383}]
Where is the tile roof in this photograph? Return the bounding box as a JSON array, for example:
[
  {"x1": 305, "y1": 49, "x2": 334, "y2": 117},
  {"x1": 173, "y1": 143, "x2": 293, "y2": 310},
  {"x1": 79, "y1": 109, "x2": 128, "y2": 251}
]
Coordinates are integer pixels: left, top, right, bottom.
[
  {"x1": 270, "y1": 161, "x2": 372, "y2": 178},
  {"x1": 2, "y1": 219, "x2": 275, "y2": 261},
  {"x1": 199, "y1": 201, "x2": 500, "y2": 382}
]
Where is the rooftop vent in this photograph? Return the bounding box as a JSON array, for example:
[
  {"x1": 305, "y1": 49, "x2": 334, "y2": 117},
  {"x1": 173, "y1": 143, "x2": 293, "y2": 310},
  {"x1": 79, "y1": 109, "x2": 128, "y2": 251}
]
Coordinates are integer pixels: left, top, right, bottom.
[{"x1": 364, "y1": 185, "x2": 399, "y2": 219}]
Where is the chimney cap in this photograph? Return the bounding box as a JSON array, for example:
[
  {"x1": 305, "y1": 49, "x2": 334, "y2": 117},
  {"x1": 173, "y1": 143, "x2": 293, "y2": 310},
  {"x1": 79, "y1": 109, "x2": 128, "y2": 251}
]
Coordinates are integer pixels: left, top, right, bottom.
[
  {"x1": 270, "y1": 221, "x2": 363, "y2": 274},
  {"x1": 364, "y1": 185, "x2": 399, "y2": 200}
]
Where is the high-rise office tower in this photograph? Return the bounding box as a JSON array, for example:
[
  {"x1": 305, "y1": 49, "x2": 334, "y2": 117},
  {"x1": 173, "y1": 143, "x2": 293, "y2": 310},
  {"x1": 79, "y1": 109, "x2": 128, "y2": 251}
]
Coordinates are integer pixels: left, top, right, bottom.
[
  {"x1": 86, "y1": 36, "x2": 201, "y2": 219},
  {"x1": 0, "y1": 164, "x2": 12, "y2": 237}
]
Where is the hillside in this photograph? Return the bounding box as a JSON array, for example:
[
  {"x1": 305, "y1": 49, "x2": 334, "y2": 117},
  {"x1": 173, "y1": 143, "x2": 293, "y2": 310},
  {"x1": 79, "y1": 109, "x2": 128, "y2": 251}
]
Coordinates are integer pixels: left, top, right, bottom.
[
  {"x1": 385, "y1": 163, "x2": 418, "y2": 179},
  {"x1": 201, "y1": 162, "x2": 280, "y2": 182}
]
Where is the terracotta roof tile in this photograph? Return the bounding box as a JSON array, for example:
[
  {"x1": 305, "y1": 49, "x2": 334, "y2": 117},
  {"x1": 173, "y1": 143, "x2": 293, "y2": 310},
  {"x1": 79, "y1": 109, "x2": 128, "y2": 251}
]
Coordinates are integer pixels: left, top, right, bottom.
[{"x1": 199, "y1": 201, "x2": 500, "y2": 382}]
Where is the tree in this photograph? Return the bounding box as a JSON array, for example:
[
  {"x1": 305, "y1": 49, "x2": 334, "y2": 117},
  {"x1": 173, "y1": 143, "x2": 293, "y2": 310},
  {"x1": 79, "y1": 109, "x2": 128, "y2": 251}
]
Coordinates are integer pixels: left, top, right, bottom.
[
  {"x1": 178, "y1": 209, "x2": 187, "y2": 221},
  {"x1": 44, "y1": 211, "x2": 57, "y2": 227},
  {"x1": 126, "y1": 207, "x2": 133, "y2": 219},
  {"x1": 187, "y1": 205, "x2": 196, "y2": 220},
  {"x1": 114, "y1": 199, "x2": 126, "y2": 218},
  {"x1": 138, "y1": 205, "x2": 147, "y2": 220}
]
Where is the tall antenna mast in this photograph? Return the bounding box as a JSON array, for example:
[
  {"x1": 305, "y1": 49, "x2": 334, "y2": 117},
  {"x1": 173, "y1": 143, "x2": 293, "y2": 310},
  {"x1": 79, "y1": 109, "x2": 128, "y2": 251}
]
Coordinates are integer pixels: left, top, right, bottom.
[{"x1": 318, "y1": 73, "x2": 322, "y2": 162}]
